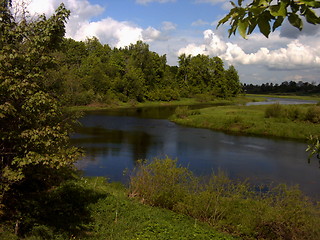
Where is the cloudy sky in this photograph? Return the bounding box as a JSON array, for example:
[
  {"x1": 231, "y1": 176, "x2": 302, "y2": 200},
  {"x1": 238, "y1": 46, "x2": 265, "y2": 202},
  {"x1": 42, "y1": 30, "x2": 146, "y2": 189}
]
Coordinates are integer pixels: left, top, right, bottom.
[{"x1": 24, "y1": 0, "x2": 320, "y2": 85}]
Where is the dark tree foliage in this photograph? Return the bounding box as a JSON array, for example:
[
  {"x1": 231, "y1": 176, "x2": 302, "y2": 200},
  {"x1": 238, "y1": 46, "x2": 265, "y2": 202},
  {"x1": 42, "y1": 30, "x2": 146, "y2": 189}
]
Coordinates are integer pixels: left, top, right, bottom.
[
  {"x1": 218, "y1": 0, "x2": 320, "y2": 38},
  {"x1": 0, "y1": 1, "x2": 81, "y2": 234},
  {"x1": 244, "y1": 81, "x2": 320, "y2": 94},
  {"x1": 51, "y1": 39, "x2": 242, "y2": 105}
]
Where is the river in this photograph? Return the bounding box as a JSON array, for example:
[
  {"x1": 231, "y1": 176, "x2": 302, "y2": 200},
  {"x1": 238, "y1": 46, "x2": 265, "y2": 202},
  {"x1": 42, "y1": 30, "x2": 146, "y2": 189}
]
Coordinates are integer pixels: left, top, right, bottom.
[{"x1": 71, "y1": 100, "x2": 320, "y2": 199}]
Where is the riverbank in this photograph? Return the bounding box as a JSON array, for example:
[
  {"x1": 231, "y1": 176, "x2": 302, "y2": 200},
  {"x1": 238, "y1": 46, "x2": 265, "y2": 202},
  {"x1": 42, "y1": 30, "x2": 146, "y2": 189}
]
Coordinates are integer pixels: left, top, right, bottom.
[
  {"x1": 247, "y1": 93, "x2": 320, "y2": 102},
  {"x1": 68, "y1": 94, "x2": 320, "y2": 141},
  {"x1": 1, "y1": 177, "x2": 234, "y2": 240},
  {"x1": 67, "y1": 95, "x2": 258, "y2": 112},
  {"x1": 2, "y1": 160, "x2": 320, "y2": 240},
  {"x1": 170, "y1": 103, "x2": 320, "y2": 141}
]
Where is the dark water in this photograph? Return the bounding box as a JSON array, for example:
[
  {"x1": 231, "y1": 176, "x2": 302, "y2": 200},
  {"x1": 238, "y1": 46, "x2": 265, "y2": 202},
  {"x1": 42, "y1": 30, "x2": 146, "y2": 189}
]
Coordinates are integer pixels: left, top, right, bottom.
[{"x1": 71, "y1": 104, "x2": 320, "y2": 199}]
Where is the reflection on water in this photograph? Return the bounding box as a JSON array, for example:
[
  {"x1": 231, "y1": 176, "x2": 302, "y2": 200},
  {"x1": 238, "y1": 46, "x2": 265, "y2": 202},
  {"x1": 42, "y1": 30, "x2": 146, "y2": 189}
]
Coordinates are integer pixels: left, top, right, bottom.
[{"x1": 71, "y1": 104, "x2": 320, "y2": 199}]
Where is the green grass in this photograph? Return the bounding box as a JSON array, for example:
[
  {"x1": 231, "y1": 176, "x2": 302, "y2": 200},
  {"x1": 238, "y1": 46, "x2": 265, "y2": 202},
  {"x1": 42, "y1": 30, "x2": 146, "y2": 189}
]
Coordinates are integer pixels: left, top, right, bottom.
[
  {"x1": 247, "y1": 93, "x2": 320, "y2": 102},
  {"x1": 171, "y1": 104, "x2": 320, "y2": 140},
  {"x1": 67, "y1": 96, "x2": 255, "y2": 112},
  {"x1": 0, "y1": 177, "x2": 233, "y2": 240},
  {"x1": 129, "y1": 158, "x2": 320, "y2": 240}
]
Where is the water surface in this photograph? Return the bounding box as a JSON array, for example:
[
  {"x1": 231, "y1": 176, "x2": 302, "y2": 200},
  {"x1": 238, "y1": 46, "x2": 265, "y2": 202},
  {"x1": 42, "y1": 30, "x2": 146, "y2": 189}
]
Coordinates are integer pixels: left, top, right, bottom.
[{"x1": 72, "y1": 104, "x2": 320, "y2": 199}]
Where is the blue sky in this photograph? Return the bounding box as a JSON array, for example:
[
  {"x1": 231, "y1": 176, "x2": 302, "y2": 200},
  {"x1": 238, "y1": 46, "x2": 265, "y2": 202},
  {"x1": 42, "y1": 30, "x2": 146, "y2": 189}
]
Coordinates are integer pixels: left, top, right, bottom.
[{"x1": 25, "y1": 0, "x2": 320, "y2": 85}]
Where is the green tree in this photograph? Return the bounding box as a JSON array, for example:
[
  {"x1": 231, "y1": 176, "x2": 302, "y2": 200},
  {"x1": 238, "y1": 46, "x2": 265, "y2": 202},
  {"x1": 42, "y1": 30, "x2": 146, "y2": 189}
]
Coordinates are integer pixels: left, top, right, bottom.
[
  {"x1": 210, "y1": 56, "x2": 230, "y2": 98},
  {"x1": 218, "y1": 0, "x2": 320, "y2": 38},
  {"x1": 225, "y1": 65, "x2": 242, "y2": 96},
  {"x1": 0, "y1": 1, "x2": 80, "y2": 234},
  {"x1": 122, "y1": 60, "x2": 146, "y2": 101}
]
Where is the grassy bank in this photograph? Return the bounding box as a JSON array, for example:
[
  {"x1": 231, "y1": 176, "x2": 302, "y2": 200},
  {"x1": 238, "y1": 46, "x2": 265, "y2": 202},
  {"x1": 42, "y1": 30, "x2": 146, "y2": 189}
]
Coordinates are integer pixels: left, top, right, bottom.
[
  {"x1": 67, "y1": 95, "x2": 257, "y2": 112},
  {"x1": 247, "y1": 93, "x2": 320, "y2": 102},
  {"x1": 2, "y1": 159, "x2": 320, "y2": 240},
  {"x1": 171, "y1": 104, "x2": 320, "y2": 141},
  {"x1": 0, "y1": 177, "x2": 233, "y2": 240},
  {"x1": 130, "y1": 158, "x2": 320, "y2": 240}
]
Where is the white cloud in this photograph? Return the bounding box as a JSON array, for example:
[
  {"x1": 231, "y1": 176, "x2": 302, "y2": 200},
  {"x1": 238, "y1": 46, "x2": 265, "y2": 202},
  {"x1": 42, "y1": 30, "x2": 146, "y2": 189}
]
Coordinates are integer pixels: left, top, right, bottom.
[
  {"x1": 27, "y1": 0, "x2": 104, "y2": 18},
  {"x1": 178, "y1": 30, "x2": 320, "y2": 70},
  {"x1": 161, "y1": 21, "x2": 177, "y2": 31},
  {"x1": 136, "y1": 0, "x2": 176, "y2": 5},
  {"x1": 26, "y1": 0, "x2": 161, "y2": 48},
  {"x1": 191, "y1": 19, "x2": 209, "y2": 27},
  {"x1": 142, "y1": 27, "x2": 162, "y2": 42}
]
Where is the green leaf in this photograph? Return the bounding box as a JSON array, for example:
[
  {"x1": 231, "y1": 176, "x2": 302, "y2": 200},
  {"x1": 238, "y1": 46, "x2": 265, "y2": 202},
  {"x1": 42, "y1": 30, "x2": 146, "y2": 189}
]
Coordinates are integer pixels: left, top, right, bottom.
[
  {"x1": 269, "y1": 2, "x2": 287, "y2": 17},
  {"x1": 299, "y1": 0, "x2": 320, "y2": 8},
  {"x1": 238, "y1": 19, "x2": 249, "y2": 39},
  {"x1": 288, "y1": 13, "x2": 303, "y2": 30},
  {"x1": 258, "y1": 17, "x2": 271, "y2": 37},
  {"x1": 247, "y1": 18, "x2": 258, "y2": 34},
  {"x1": 272, "y1": 16, "x2": 284, "y2": 31},
  {"x1": 304, "y1": 8, "x2": 320, "y2": 24},
  {"x1": 217, "y1": 13, "x2": 232, "y2": 28}
]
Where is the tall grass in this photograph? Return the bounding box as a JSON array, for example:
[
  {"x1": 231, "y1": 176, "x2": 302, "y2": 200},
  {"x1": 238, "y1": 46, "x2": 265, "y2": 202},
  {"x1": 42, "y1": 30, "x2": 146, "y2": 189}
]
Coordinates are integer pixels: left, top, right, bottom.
[
  {"x1": 129, "y1": 158, "x2": 320, "y2": 240},
  {"x1": 265, "y1": 103, "x2": 320, "y2": 123}
]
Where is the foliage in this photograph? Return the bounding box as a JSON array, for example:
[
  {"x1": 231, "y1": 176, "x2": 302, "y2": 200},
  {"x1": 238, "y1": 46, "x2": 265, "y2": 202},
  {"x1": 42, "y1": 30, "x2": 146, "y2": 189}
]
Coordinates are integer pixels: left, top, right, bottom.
[
  {"x1": 171, "y1": 104, "x2": 320, "y2": 140},
  {"x1": 218, "y1": 0, "x2": 320, "y2": 38},
  {"x1": 0, "y1": 1, "x2": 81, "y2": 235},
  {"x1": 264, "y1": 103, "x2": 283, "y2": 118},
  {"x1": 174, "y1": 106, "x2": 201, "y2": 119},
  {"x1": 129, "y1": 158, "x2": 320, "y2": 240},
  {"x1": 305, "y1": 105, "x2": 320, "y2": 123},
  {"x1": 129, "y1": 157, "x2": 194, "y2": 209},
  {"x1": 244, "y1": 80, "x2": 320, "y2": 94},
  {"x1": 176, "y1": 54, "x2": 241, "y2": 98},
  {"x1": 1, "y1": 177, "x2": 234, "y2": 239}
]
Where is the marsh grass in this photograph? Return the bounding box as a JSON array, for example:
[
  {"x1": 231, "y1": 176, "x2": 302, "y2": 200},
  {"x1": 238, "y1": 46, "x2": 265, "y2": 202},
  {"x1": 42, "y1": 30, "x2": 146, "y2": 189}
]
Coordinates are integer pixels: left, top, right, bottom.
[
  {"x1": 129, "y1": 158, "x2": 320, "y2": 240},
  {"x1": 174, "y1": 106, "x2": 201, "y2": 119},
  {"x1": 171, "y1": 104, "x2": 320, "y2": 140}
]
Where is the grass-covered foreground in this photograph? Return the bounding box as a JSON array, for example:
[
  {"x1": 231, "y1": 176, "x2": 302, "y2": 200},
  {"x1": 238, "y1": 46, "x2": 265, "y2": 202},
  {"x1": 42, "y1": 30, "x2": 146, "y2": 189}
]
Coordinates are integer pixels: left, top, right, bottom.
[
  {"x1": 2, "y1": 158, "x2": 320, "y2": 240},
  {"x1": 0, "y1": 177, "x2": 233, "y2": 240},
  {"x1": 171, "y1": 103, "x2": 320, "y2": 141}
]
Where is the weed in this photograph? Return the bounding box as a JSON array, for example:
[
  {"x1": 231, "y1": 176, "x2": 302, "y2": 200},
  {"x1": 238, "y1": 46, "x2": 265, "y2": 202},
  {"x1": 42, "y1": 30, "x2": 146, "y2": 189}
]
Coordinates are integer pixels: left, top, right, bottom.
[
  {"x1": 174, "y1": 106, "x2": 200, "y2": 119},
  {"x1": 264, "y1": 103, "x2": 283, "y2": 118},
  {"x1": 130, "y1": 158, "x2": 320, "y2": 240},
  {"x1": 305, "y1": 106, "x2": 320, "y2": 123}
]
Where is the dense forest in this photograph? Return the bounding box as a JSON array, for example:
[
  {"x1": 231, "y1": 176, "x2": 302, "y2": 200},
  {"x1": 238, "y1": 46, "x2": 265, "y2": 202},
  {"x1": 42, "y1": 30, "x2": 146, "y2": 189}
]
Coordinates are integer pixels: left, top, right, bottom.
[
  {"x1": 46, "y1": 38, "x2": 242, "y2": 105},
  {"x1": 244, "y1": 81, "x2": 320, "y2": 94}
]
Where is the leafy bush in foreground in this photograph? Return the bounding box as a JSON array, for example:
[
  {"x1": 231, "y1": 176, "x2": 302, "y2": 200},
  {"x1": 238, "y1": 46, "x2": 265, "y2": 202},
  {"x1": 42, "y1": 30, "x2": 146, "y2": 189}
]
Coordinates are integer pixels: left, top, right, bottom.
[{"x1": 129, "y1": 158, "x2": 320, "y2": 240}]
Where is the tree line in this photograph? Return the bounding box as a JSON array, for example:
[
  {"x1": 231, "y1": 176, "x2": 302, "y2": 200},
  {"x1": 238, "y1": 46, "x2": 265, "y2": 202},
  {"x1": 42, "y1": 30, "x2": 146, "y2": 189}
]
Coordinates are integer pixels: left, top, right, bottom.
[
  {"x1": 244, "y1": 81, "x2": 320, "y2": 94},
  {"x1": 46, "y1": 38, "x2": 242, "y2": 106}
]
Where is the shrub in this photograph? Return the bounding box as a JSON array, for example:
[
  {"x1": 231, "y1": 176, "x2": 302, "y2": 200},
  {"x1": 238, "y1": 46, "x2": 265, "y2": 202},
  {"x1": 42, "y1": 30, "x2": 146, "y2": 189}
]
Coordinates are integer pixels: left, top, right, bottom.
[
  {"x1": 285, "y1": 105, "x2": 304, "y2": 121},
  {"x1": 174, "y1": 106, "x2": 200, "y2": 119},
  {"x1": 129, "y1": 157, "x2": 194, "y2": 209},
  {"x1": 305, "y1": 106, "x2": 320, "y2": 123},
  {"x1": 129, "y1": 158, "x2": 320, "y2": 240},
  {"x1": 264, "y1": 103, "x2": 283, "y2": 118},
  {"x1": 195, "y1": 93, "x2": 213, "y2": 103}
]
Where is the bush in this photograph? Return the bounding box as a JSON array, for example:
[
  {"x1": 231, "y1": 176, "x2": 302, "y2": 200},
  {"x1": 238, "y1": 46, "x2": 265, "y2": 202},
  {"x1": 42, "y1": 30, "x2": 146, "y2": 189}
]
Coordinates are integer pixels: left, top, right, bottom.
[
  {"x1": 129, "y1": 158, "x2": 320, "y2": 240},
  {"x1": 264, "y1": 103, "x2": 283, "y2": 118},
  {"x1": 174, "y1": 106, "x2": 201, "y2": 119},
  {"x1": 194, "y1": 93, "x2": 213, "y2": 103},
  {"x1": 285, "y1": 105, "x2": 304, "y2": 121},
  {"x1": 129, "y1": 157, "x2": 194, "y2": 209},
  {"x1": 305, "y1": 106, "x2": 320, "y2": 123}
]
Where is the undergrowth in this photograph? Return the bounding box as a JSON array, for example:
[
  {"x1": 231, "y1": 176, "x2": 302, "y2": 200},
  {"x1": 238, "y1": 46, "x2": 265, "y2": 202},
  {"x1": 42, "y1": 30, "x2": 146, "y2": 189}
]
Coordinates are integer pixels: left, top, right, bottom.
[{"x1": 129, "y1": 157, "x2": 320, "y2": 240}]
